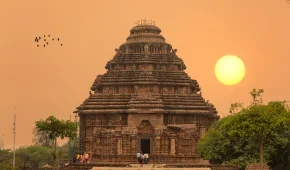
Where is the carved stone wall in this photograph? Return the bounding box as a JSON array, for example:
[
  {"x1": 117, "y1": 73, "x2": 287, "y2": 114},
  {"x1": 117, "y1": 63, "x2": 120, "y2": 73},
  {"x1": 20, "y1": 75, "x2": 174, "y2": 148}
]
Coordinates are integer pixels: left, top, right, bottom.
[{"x1": 127, "y1": 114, "x2": 163, "y2": 127}]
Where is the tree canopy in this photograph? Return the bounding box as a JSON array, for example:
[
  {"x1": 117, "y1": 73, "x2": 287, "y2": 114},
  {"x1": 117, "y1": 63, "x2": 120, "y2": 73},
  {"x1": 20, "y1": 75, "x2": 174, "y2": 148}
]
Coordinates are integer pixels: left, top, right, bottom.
[
  {"x1": 0, "y1": 149, "x2": 12, "y2": 169},
  {"x1": 32, "y1": 127, "x2": 54, "y2": 148},
  {"x1": 15, "y1": 145, "x2": 53, "y2": 169},
  {"x1": 198, "y1": 89, "x2": 290, "y2": 169},
  {"x1": 35, "y1": 115, "x2": 77, "y2": 168}
]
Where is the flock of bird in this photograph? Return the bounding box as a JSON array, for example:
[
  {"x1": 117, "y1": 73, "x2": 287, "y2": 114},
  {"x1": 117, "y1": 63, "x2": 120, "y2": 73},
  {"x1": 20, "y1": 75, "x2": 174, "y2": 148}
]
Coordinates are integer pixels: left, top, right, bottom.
[{"x1": 34, "y1": 34, "x2": 63, "y2": 47}]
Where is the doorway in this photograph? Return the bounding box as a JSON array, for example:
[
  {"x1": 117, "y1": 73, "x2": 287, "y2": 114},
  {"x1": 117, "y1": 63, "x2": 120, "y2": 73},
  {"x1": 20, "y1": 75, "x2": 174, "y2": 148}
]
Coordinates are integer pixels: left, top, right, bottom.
[{"x1": 141, "y1": 139, "x2": 150, "y2": 154}]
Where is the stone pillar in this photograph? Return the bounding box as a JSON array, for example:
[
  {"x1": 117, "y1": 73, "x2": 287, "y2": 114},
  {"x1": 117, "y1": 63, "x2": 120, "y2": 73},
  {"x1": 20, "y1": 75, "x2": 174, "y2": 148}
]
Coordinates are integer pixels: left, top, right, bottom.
[
  {"x1": 131, "y1": 135, "x2": 137, "y2": 154},
  {"x1": 199, "y1": 126, "x2": 207, "y2": 138},
  {"x1": 90, "y1": 137, "x2": 93, "y2": 152},
  {"x1": 170, "y1": 134, "x2": 176, "y2": 156},
  {"x1": 155, "y1": 136, "x2": 161, "y2": 154},
  {"x1": 115, "y1": 135, "x2": 122, "y2": 155}
]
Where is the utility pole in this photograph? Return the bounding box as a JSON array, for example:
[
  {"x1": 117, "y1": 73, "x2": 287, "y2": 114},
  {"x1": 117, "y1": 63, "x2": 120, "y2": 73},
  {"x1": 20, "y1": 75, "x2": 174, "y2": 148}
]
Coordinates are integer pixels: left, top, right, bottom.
[{"x1": 12, "y1": 107, "x2": 16, "y2": 169}]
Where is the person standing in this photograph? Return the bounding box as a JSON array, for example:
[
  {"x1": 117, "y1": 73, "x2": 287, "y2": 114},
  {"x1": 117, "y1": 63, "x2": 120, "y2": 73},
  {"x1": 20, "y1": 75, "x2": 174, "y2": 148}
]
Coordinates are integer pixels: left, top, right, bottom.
[
  {"x1": 140, "y1": 153, "x2": 144, "y2": 167},
  {"x1": 136, "y1": 152, "x2": 141, "y2": 164},
  {"x1": 144, "y1": 153, "x2": 149, "y2": 164},
  {"x1": 81, "y1": 154, "x2": 85, "y2": 163},
  {"x1": 76, "y1": 154, "x2": 80, "y2": 163},
  {"x1": 84, "y1": 152, "x2": 89, "y2": 163}
]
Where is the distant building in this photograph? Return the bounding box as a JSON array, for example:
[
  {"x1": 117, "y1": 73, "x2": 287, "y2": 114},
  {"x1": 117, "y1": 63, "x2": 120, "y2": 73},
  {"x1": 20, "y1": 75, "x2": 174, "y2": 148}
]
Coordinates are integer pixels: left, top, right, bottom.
[{"x1": 75, "y1": 20, "x2": 219, "y2": 164}]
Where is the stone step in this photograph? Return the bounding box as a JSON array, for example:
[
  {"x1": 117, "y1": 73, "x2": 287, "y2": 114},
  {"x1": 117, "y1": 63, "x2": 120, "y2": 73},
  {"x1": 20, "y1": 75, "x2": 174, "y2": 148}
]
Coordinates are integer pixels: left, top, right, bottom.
[{"x1": 91, "y1": 167, "x2": 210, "y2": 170}]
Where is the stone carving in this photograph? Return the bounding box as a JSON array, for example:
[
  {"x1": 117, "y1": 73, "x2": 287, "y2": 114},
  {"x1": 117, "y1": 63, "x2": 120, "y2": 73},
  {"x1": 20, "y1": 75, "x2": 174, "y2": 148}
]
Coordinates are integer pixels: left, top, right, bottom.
[
  {"x1": 163, "y1": 87, "x2": 168, "y2": 94},
  {"x1": 182, "y1": 87, "x2": 187, "y2": 94},
  {"x1": 153, "y1": 86, "x2": 159, "y2": 94},
  {"x1": 138, "y1": 120, "x2": 154, "y2": 134},
  {"x1": 115, "y1": 48, "x2": 121, "y2": 55},
  {"x1": 132, "y1": 64, "x2": 136, "y2": 70},
  {"x1": 162, "y1": 46, "x2": 167, "y2": 54},
  {"x1": 171, "y1": 49, "x2": 177, "y2": 54},
  {"x1": 140, "y1": 65, "x2": 145, "y2": 70},
  {"x1": 134, "y1": 85, "x2": 139, "y2": 94},
  {"x1": 125, "y1": 46, "x2": 130, "y2": 53},
  {"x1": 156, "y1": 64, "x2": 160, "y2": 70},
  {"x1": 144, "y1": 45, "x2": 149, "y2": 52},
  {"x1": 144, "y1": 44, "x2": 150, "y2": 55},
  {"x1": 140, "y1": 70, "x2": 152, "y2": 76},
  {"x1": 103, "y1": 87, "x2": 109, "y2": 93},
  {"x1": 93, "y1": 127, "x2": 98, "y2": 135}
]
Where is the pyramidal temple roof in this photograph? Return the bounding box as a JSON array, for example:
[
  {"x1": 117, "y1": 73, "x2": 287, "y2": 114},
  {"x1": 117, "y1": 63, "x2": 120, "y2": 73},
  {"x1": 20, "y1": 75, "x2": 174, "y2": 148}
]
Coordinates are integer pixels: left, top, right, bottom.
[{"x1": 76, "y1": 19, "x2": 219, "y2": 119}]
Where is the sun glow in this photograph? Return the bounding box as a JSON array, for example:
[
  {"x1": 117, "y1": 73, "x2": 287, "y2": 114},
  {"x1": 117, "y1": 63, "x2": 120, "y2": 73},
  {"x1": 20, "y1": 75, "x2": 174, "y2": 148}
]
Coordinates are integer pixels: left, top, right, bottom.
[{"x1": 215, "y1": 55, "x2": 245, "y2": 85}]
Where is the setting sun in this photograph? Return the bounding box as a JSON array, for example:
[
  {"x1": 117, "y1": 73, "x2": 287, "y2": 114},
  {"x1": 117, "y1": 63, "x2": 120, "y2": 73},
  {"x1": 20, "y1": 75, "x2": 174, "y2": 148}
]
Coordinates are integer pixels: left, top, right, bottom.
[{"x1": 215, "y1": 55, "x2": 245, "y2": 85}]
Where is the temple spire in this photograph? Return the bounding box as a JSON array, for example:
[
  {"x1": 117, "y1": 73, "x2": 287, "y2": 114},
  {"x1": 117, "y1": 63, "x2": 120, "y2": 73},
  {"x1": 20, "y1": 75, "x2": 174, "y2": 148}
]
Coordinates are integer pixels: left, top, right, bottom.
[{"x1": 135, "y1": 18, "x2": 155, "y2": 26}]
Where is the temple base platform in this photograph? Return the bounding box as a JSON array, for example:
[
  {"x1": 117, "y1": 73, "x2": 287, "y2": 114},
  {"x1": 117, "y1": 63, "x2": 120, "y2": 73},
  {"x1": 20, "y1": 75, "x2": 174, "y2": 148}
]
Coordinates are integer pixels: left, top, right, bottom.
[{"x1": 61, "y1": 163, "x2": 238, "y2": 170}]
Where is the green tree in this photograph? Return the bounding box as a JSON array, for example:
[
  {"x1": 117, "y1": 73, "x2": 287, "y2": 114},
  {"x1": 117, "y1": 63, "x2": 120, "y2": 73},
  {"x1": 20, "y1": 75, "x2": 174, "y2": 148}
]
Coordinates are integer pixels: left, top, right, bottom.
[
  {"x1": 229, "y1": 102, "x2": 244, "y2": 114},
  {"x1": 15, "y1": 145, "x2": 53, "y2": 169},
  {"x1": 0, "y1": 149, "x2": 12, "y2": 169},
  {"x1": 16, "y1": 147, "x2": 30, "y2": 169},
  {"x1": 249, "y1": 88, "x2": 264, "y2": 106},
  {"x1": 35, "y1": 116, "x2": 77, "y2": 168},
  {"x1": 198, "y1": 89, "x2": 290, "y2": 169},
  {"x1": 28, "y1": 145, "x2": 53, "y2": 168},
  {"x1": 67, "y1": 139, "x2": 75, "y2": 160},
  {"x1": 32, "y1": 127, "x2": 54, "y2": 148}
]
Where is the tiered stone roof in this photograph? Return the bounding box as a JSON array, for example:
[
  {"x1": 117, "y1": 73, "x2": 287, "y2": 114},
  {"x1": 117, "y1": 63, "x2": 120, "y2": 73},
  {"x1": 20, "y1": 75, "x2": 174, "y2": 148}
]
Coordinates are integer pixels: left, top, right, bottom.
[{"x1": 76, "y1": 21, "x2": 219, "y2": 120}]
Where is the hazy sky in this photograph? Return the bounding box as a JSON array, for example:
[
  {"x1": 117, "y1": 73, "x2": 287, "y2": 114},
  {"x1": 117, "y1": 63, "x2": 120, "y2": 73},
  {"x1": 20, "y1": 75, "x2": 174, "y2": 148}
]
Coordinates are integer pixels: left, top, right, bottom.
[{"x1": 1, "y1": 0, "x2": 290, "y2": 148}]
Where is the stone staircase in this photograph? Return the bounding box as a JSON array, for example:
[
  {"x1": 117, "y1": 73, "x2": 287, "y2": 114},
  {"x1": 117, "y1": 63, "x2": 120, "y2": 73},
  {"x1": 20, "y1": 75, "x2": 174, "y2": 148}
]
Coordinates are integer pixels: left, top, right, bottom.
[
  {"x1": 245, "y1": 163, "x2": 269, "y2": 170},
  {"x1": 61, "y1": 163, "x2": 238, "y2": 170},
  {"x1": 91, "y1": 164, "x2": 211, "y2": 170}
]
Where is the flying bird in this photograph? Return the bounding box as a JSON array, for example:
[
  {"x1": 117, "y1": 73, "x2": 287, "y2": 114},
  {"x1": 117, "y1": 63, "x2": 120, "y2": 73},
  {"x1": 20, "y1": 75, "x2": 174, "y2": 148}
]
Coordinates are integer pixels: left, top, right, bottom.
[{"x1": 34, "y1": 34, "x2": 63, "y2": 48}]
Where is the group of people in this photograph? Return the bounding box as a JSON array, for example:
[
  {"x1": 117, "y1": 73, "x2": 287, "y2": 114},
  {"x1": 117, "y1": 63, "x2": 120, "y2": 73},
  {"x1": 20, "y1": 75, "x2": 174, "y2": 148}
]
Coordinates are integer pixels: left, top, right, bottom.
[
  {"x1": 136, "y1": 152, "x2": 149, "y2": 166},
  {"x1": 73, "y1": 152, "x2": 91, "y2": 163}
]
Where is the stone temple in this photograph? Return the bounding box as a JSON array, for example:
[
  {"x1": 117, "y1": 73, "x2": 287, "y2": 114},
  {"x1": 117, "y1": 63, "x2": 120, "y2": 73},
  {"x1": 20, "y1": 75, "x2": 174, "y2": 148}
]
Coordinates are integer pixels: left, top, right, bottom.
[{"x1": 75, "y1": 20, "x2": 219, "y2": 164}]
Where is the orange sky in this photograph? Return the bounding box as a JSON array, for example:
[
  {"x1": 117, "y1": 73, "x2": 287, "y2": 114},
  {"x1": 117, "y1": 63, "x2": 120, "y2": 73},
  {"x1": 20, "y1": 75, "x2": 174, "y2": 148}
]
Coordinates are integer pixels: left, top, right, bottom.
[{"x1": 1, "y1": 0, "x2": 290, "y2": 148}]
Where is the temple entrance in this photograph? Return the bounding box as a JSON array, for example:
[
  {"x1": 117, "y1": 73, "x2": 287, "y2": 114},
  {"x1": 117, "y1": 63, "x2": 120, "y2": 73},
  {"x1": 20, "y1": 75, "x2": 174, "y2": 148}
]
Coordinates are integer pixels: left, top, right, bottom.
[{"x1": 141, "y1": 139, "x2": 150, "y2": 154}]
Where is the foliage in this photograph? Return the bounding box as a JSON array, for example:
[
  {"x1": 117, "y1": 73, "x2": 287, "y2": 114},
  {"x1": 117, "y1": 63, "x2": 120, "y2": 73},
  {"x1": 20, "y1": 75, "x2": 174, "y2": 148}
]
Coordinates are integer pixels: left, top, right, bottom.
[
  {"x1": 0, "y1": 149, "x2": 12, "y2": 168},
  {"x1": 32, "y1": 127, "x2": 54, "y2": 148},
  {"x1": 198, "y1": 89, "x2": 290, "y2": 169},
  {"x1": 67, "y1": 139, "x2": 75, "y2": 159},
  {"x1": 35, "y1": 115, "x2": 78, "y2": 168},
  {"x1": 15, "y1": 145, "x2": 53, "y2": 169},
  {"x1": 229, "y1": 102, "x2": 244, "y2": 114},
  {"x1": 0, "y1": 162, "x2": 11, "y2": 169},
  {"x1": 249, "y1": 88, "x2": 264, "y2": 106},
  {"x1": 35, "y1": 116, "x2": 78, "y2": 141}
]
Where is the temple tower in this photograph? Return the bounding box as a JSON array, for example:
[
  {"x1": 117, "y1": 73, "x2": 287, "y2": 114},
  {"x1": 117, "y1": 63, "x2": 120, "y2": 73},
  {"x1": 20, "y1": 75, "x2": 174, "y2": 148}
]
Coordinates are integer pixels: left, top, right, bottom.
[{"x1": 75, "y1": 19, "x2": 219, "y2": 164}]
